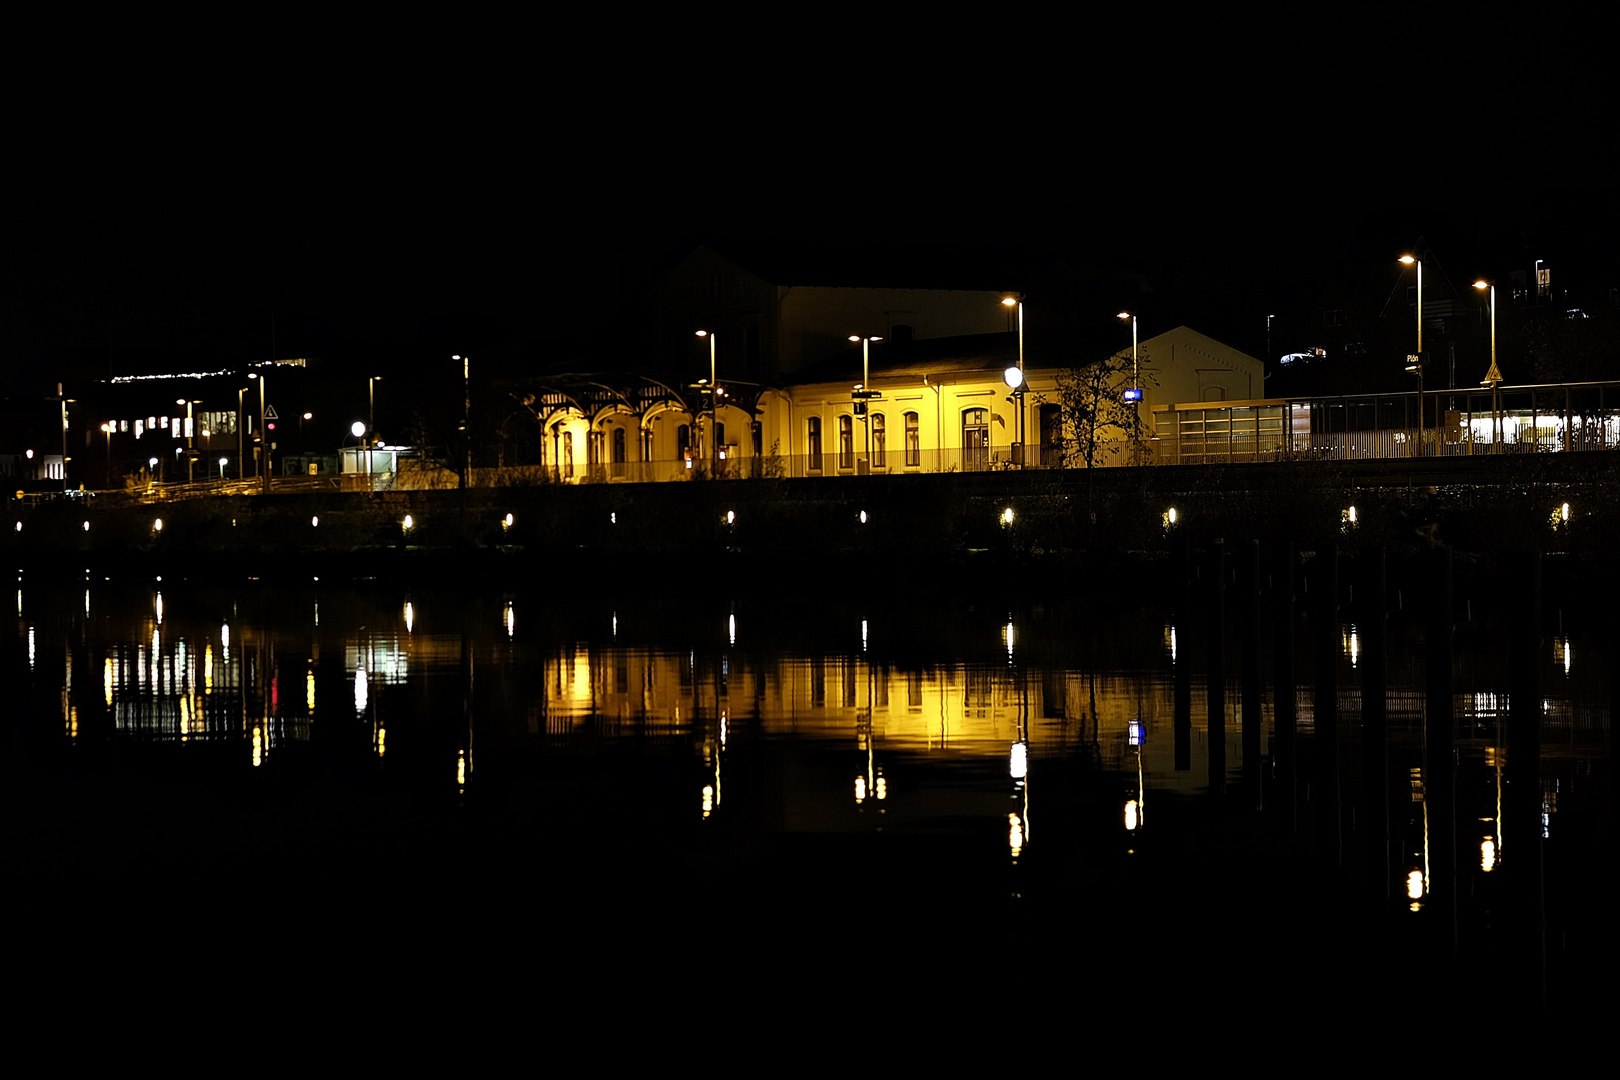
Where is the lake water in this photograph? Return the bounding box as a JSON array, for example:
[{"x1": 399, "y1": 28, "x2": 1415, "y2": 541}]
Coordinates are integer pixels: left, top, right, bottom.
[{"x1": 11, "y1": 568, "x2": 1610, "y2": 1022}]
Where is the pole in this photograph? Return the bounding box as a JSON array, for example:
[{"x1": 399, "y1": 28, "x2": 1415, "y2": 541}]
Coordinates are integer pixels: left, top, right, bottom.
[
  {"x1": 709, "y1": 332, "x2": 717, "y2": 474},
  {"x1": 369, "y1": 376, "x2": 377, "y2": 494},
  {"x1": 1017, "y1": 301, "x2": 1026, "y2": 468},
  {"x1": 259, "y1": 372, "x2": 269, "y2": 495}
]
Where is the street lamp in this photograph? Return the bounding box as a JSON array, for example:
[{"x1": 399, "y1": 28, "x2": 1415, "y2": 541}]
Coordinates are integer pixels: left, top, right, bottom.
[
  {"x1": 454, "y1": 355, "x2": 469, "y2": 489},
  {"x1": 1474, "y1": 280, "x2": 1502, "y2": 453},
  {"x1": 177, "y1": 398, "x2": 199, "y2": 484},
  {"x1": 1003, "y1": 296, "x2": 1026, "y2": 467},
  {"x1": 695, "y1": 331, "x2": 720, "y2": 473},
  {"x1": 218, "y1": 456, "x2": 227, "y2": 482},
  {"x1": 848, "y1": 334, "x2": 883, "y2": 472},
  {"x1": 1400, "y1": 255, "x2": 1425, "y2": 457},
  {"x1": 248, "y1": 370, "x2": 269, "y2": 493},
  {"x1": 237, "y1": 386, "x2": 249, "y2": 480},
  {"x1": 368, "y1": 375, "x2": 382, "y2": 493}
]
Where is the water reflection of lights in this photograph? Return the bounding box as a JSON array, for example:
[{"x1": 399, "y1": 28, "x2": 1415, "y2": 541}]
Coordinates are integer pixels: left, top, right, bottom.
[
  {"x1": 504, "y1": 602, "x2": 515, "y2": 638},
  {"x1": 702, "y1": 784, "x2": 714, "y2": 818},
  {"x1": 1343, "y1": 624, "x2": 1359, "y2": 668},
  {"x1": 1406, "y1": 870, "x2": 1425, "y2": 909},
  {"x1": 1003, "y1": 621, "x2": 1015, "y2": 659},
  {"x1": 1008, "y1": 812, "x2": 1024, "y2": 857},
  {"x1": 861, "y1": 619, "x2": 868, "y2": 651},
  {"x1": 457, "y1": 749, "x2": 467, "y2": 793},
  {"x1": 1125, "y1": 799, "x2": 1140, "y2": 831},
  {"x1": 252, "y1": 725, "x2": 263, "y2": 767},
  {"x1": 1481, "y1": 837, "x2": 1497, "y2": 872},
  {"x1": 28, "y1": 626, "x2": 35, "y2": 668},
  {"x1": 404, "y1": 601, "x2": 414, "y2": 633},
  {"x1": 1553, "y1": 637, "x2": 1571, "y2": 675},
  {"x1": 728, "y1": 613, "x2": 735, "y2": 646},
  {"x1": 1166, "y1": 624, "x2": 1177, "y2": 663},
  {"x1": 355, "y1": 667, "x2": 368, "y2": 716},
  {"x1": 155, "y1": 591, "x2": 164, "y2": 624},
  {"x1": 1009, "y1": 741, "x2": 1027, "y2": 779}
]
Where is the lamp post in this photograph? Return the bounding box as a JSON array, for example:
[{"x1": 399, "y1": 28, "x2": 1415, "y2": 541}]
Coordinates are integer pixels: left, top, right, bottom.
[
  {"x1": 454, "y1": 355, "x2": 469, "y2": 490},
  {"x1": 177, "y1": 398, "x2": 198, "y2": 484},
  {"x1": 59, "y1": 389, "x2": 71, "y2": 493},
  {"x1": 1004, "y1": 297, "x2": 1025, "y2": 467},
  {"x1": 1474, "y1": 280, "x2": 1502, "y2": 453},
  {"x1": 368, "y1": 375, "x2": 381, "y2": 493},
  {"x1": 1400, "y1": 255, "x2": 1424, "y2": 457},
  {"x1": 848, "y1": 334, "x2": 883, "y2": 472},
  {"x1": 695, "y1": 331, "x2": 718, "y2": 473},
  {"x1": 237, "y1": 386, "x2": 248, "y2": 481},
  {"x1": 249, "y1": 370, "x2": 269, "y2": 493}
]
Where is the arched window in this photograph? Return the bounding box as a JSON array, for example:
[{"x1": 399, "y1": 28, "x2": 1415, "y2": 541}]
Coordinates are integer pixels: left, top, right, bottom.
[
  {"x1": 807, "y1": 417, "x2": 822, "y2": 472},
  {"x1": 904, "y1": 412, "x2": 920, "y2": 467},
  {"x1": 838, "y1": 415, "x2": 854, "y2": 470},
  {"x1": 871, "y1": 413, "x2": 886, "y2": 468},
  {"x1": 963, "y1": 408, "x2": 989, "y2": 471}
]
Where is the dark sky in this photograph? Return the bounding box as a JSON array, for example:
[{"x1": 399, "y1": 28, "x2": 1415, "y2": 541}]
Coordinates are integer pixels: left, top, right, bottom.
[{"x1": 6, "y1": 15, "x2": 1612, "y2": 390}]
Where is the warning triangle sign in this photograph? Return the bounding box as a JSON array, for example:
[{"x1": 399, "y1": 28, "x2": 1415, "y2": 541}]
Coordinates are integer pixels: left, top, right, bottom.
[
  {"x1": 1482, "y1": 361, "x2": 1503, "y2": 385},
  {"x1": 264, "y1": 405, "x2": 279, "y2": 420}
]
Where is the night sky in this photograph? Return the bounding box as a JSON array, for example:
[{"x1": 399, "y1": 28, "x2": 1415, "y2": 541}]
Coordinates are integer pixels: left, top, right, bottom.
[{"x1": 6, "y1": 17, "x2": 1612, "y2": 397}]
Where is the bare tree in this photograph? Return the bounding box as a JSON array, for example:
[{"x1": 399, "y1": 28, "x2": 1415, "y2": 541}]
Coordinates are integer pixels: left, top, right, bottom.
[{"x1": 1051, "y1": 348, "x2": 1154, "y2": 470}]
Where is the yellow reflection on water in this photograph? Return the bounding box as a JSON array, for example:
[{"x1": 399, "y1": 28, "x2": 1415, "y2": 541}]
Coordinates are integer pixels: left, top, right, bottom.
[{"x1": 1008, "y1": 812, "x2": 1024, "y2": 857}]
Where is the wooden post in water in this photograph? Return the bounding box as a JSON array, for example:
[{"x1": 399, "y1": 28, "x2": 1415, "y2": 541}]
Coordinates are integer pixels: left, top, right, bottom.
[
  {"x1": 1505, "y1": 551, "x2": 1545, "y2": 1008},
  {"x1": 1273, "y1": 543, "x2": 1298, "y2": 834},
  {"x1": 1207, "y1": 540, "x2": 1227, "y2": 796},
  {"x1": 1425, "y1": 550, "x2": 1456, "y2": 954},
  {"x1": 1314, "y1": 543, "x2": 1341, "y2": 870},
  {"x1": 1359, "y1": 547, "x2": 1390, "y2": 910},
  {"x1": 1242, "y1": 540, "x2": 1263, "y2": 810},
  {"x1": 1174, "y1": 536, "x2": 1192, "y2": 773}
]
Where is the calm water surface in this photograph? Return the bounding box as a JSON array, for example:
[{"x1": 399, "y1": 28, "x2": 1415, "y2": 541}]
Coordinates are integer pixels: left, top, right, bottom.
[{"x1": 12, "y1": 572, "x2": 1610, "y2": 1018}]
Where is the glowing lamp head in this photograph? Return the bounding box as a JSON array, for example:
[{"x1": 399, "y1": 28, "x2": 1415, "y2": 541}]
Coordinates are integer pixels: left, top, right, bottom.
[
  {"x1": 351, "y1": 421, "x2": 366, "y2": 438},
  {"x1": 1003, "y1": 366, "x2": 1024, "y2": 389}
]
